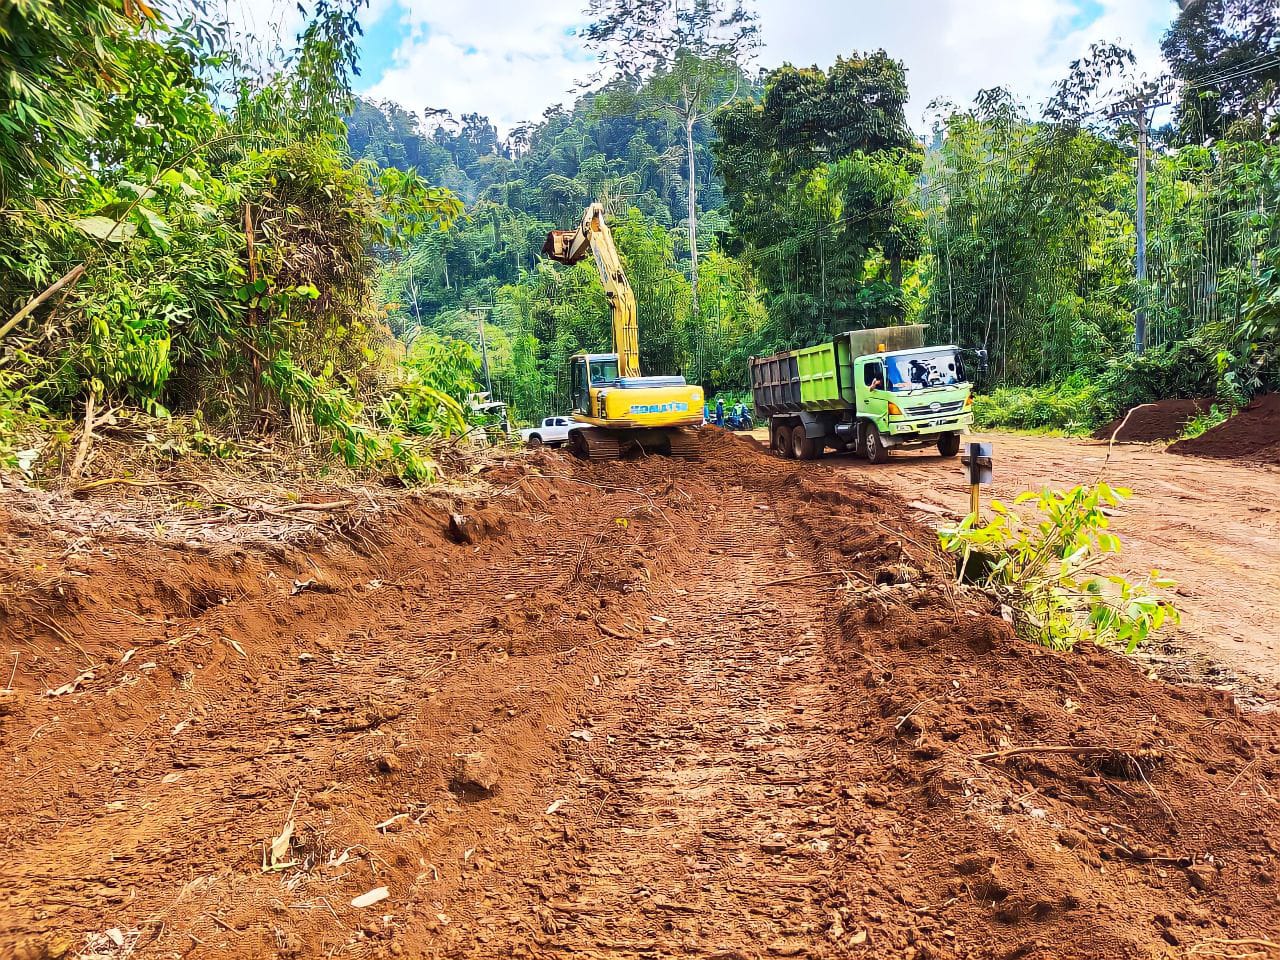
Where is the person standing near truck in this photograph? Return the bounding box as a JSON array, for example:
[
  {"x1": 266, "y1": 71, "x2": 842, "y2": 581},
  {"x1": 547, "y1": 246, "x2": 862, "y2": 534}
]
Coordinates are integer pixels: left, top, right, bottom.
[{"x1": 715, "y1": 397, "x2": 725, "y2": 426}]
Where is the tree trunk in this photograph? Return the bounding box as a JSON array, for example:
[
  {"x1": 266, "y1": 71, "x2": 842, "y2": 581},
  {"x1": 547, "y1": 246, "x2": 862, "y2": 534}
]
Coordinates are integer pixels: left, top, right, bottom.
[
  {"x1": 244, "y1": 203, "x2": 263, "y2": 416},
  {"x1": 684, "y1": 112, "x2": 699, "y2": 321}
]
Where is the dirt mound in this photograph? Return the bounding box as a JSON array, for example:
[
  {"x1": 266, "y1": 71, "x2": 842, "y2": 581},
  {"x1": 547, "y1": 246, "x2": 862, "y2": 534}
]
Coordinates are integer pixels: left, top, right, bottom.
[
  {"x1": 1169, "y1": 394, "x2": 1280, "y2": 464},
  {"x1": 1092, "y1": 398, "x2": 1212, "y2": 443},
  {"x1": 784, "y1": 474, "x2": 1280, "y2": 959}
]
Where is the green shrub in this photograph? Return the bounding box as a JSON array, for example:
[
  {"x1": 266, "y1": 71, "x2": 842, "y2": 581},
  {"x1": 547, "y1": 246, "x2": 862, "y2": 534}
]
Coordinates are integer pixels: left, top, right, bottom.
[
  {"x1": 940, "y1": 483, "x2": 1179, "y2": 653},
  {"x1": 972, "y1": 374, "x2": 1110, "y2": 433},
  {"x1": 1180, "y1": 403, "x2": 1231, "y2": 440}
]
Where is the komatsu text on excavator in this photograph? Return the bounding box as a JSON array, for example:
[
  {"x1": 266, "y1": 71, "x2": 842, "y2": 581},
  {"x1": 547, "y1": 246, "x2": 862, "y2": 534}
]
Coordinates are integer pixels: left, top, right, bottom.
[{"x1": 542, "y1": 203, "x2": 704, "y2": 460}]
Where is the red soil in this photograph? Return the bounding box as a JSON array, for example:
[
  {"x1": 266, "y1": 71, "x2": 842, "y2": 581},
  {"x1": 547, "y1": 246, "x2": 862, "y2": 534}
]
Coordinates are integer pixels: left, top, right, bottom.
[
  {"x1": 0, "y1": 431, "x2": 1277, "y2": 959},
  {"x1": 1092, "y1": 398, "x2": 1213, "y2": 443},
  {"x1": 1169, "y1": 394, "x2": 1280, "y2": 465}
]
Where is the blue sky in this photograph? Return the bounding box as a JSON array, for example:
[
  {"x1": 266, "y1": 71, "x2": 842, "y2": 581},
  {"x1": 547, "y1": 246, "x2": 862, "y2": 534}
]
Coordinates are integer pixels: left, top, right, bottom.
[{"x1": 227, "y1": 0, "x2": 1179, "y2": 134}]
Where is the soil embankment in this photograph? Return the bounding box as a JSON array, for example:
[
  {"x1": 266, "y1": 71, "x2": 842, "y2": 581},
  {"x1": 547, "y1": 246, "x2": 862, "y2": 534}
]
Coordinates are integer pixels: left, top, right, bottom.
[
  {"x1": 1, "y1": 432, "x2": 1277, "y2": 959},
  {"x1": 1169, "y1": 394, "x2": 1280, "y2": 465},
  {"x1": 1092, "y1": 399, "x2": 1212, "y2": 443}
]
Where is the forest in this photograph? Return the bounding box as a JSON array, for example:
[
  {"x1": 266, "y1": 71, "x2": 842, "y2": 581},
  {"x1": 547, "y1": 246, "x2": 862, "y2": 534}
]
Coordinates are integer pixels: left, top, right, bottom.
[{"x1": 3, "y1": 0, "x2": 1280, "y2": 479}]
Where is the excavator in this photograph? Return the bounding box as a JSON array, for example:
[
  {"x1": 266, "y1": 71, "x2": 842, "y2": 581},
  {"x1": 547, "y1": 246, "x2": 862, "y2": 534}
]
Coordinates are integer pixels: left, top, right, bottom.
[{"x1": 542, "y1": 203, "x2": 704, "y2": 460}]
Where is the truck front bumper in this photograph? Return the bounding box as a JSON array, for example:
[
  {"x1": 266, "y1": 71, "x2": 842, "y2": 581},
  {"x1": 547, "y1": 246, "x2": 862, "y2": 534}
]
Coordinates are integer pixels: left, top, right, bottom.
[{"x1": 885, "y1": 413, "x2": 973, "y2": 447}]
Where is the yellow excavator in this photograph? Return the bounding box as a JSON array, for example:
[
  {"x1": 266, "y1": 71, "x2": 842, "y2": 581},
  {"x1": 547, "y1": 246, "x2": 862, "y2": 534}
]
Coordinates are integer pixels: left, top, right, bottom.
[{"x1": 542, "y1": 203, "x2": 704, "y2": 460}]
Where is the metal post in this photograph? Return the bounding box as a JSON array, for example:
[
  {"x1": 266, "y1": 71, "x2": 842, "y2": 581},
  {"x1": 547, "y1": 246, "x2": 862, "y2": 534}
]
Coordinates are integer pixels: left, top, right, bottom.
[
  {"x1": 970, "y1": 483, "x2": 982, "y2": 525},
  {"x1": 1135, "y1": 108, "x2": 1148, "y2": 356}
]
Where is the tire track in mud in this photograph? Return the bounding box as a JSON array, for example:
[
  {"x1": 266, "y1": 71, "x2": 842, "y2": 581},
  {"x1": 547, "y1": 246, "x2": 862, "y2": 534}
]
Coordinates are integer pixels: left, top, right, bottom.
[{"x1": 431, "y1": 470, "x2": 850, "y2": 958}]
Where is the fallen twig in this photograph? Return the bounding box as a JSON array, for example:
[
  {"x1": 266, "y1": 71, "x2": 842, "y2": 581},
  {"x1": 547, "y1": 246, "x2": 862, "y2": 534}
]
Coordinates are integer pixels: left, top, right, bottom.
[
  {"x1": 209, "y1": 915, "x2": 241, "y2": 934},
  {"x1": 67, "y1": 393, "x2": 97, "y2": 483},
  {"x1": 973, "y1": 744, "x2": 1137, "y2": 763},
  {"x1": 72, "y1": 476, "x2": 352, "y2": 523},
  {"x1": 0, "y1": 263, "x2": 86, "y2": 342},
  {"x1": 1187, "y1": 938, "x2": 1280, "y2": 958},
  {"x1": 758, "y1": 569, "x2": 855, "y2": 588}
]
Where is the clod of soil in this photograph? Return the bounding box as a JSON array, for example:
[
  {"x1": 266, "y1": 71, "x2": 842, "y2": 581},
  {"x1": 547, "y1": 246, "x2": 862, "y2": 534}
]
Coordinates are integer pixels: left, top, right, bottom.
[
  {"x1": 1092, "y1": 398, "x2": 1211, "y2": 443},
  {"x1": 453, "y1": 751, "x2": 501, "y2": 794},
  {"x1": 1169, "y1": 394, "x2": 1280, "y2": 464}
]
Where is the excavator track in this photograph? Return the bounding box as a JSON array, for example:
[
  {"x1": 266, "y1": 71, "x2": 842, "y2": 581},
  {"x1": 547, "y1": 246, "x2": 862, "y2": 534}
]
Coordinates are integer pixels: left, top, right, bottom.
[
  {"x1": 665, "y1": 427, "x2": 702, "y2": 460},
  {"x1": 570, "y1": 427, "x2": 623, "y2": 461}
]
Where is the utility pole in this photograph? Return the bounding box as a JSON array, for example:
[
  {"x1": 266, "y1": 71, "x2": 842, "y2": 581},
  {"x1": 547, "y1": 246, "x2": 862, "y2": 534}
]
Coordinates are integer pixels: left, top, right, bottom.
[
  {"x1": 473, "y1": 305, "x2": 493, "y2": 395},
  {"x1": 1135, "y1": 106, "x2": 1149, "y2": 356},
  {"x1": 1107, "y1": 84, "x2": 1167, "y2": 356}
]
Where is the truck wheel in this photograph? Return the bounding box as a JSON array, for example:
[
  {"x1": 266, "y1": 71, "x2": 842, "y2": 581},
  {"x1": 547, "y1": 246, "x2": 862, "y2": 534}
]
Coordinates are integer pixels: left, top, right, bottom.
[
  {"x1": 792, "y1": 425, "x2": 819, "y2": 461},
  {"x1": 527, "y1": 434, "x2": 543, "y2": 448},
  {"x1": 863, "y1": 424, "x2": 889, "y2": 464},
  {"x1": 775, "y1": 424, "x2": 794, "y2": 458},
  {"x1": 937, "y1": 431, "x2": 961, "y2": 458}
]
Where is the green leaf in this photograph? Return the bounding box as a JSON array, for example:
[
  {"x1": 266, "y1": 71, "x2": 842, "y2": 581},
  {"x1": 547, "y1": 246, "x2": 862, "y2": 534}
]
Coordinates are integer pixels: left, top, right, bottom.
[{"x1": 74, "y1": 216, "x2": 137, "y2": 243}]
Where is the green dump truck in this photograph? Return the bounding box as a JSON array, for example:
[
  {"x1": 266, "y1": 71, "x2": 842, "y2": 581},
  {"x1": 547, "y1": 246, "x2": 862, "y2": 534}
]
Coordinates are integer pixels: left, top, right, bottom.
[{"x1": 749, "y1": 325, "x2": 976, "y2": 463}]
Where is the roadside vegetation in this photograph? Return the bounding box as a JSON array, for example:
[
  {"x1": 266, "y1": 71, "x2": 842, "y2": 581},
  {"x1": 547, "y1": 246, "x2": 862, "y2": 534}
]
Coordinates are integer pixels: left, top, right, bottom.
[
  {"x1": 1, "y1": 1, "x2": 477, "y2": 484},
  {"x1": 942, "y1": 484, "x2": 1180, "y2": 652},
  {"x1": 3, "y1": 0, "x2": 1279, "y2": 479}
]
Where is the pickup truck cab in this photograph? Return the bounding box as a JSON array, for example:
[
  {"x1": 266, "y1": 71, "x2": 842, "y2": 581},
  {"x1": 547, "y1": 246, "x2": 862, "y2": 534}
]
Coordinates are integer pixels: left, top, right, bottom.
[{"x1": 520, "y1": 416, "x2": 581, "y2": 448}]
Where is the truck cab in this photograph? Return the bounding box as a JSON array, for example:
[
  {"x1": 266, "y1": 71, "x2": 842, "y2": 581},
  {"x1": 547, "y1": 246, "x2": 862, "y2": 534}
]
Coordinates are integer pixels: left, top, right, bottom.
[{"x1": 853, "y1": 347, "x2": 973, "y2": 455}]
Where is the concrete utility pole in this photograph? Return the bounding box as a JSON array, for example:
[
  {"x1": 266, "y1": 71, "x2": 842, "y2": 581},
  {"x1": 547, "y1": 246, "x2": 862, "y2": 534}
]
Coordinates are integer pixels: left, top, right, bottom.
[
  {"x1": 1136, "y1": 106, "x2": 1149, "y2": 355},
  {"x1": 1107, "y1": 85, "x2": 1168, "y2": 356}
]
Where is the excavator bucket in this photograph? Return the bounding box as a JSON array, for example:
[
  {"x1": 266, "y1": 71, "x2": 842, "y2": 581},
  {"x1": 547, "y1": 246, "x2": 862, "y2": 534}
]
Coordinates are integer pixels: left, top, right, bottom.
[{"x1": 542, "y1": 229, "x2": 589, "y2": 265}]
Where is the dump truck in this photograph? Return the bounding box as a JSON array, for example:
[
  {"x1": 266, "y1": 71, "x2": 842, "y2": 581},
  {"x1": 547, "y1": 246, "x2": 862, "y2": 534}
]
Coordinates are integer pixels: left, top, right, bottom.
[{"x1": 749, "y1": 325, "x2": 976, "y2": 463}]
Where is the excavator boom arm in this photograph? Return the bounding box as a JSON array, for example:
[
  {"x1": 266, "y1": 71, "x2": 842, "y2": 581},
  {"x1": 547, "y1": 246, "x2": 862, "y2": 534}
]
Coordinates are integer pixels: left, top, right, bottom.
[{"x1": 542, "y1": 204, "x2": 640, "y2": 379}]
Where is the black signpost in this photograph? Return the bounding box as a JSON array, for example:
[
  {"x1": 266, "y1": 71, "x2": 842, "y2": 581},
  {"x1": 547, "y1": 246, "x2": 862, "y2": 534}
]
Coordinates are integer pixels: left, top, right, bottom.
[{"x1": 962, "y1": 442, "x2": 993, "y2": 521}]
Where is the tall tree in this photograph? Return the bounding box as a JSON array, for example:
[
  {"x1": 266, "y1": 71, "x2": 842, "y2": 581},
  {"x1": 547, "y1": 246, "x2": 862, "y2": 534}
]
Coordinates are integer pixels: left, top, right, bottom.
[
  {"x1": 581, "y1": 0, "x2": 760, "y2": 319},
  {"x1": 713, "y1": 51, "x2": 922, "y2": 344},
  {"x1": 1163, "y1": 0, "x2": 1280, "y2": 144}
]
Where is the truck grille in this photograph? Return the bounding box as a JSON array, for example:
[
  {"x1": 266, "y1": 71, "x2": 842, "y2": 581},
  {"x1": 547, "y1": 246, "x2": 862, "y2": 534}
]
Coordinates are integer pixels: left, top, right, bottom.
[{"x1": 905, "y1": 400, "x2": 964, "y2": 417}]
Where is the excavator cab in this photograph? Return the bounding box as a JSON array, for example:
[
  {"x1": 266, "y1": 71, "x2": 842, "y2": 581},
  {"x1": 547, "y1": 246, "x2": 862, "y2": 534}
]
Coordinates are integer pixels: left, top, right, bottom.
[{"x1": 570, "y1": 353, "x2": 620, "y2": 417}]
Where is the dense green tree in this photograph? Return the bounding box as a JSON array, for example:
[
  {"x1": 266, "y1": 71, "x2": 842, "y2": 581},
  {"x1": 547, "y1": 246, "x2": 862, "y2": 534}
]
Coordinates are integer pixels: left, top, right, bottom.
[
  {"x1": 582, "y1": 0, "x2": 760, "y2": 318},
  {"x1": 1163, "y1": 0, "x2": 1280, "y2": 144},
  {"x1": 920, "y1": 91, "x2": 1132, "y2": 383},
  {"x1": 713, "y1": 51, "x2": 923, "y2": 345}
]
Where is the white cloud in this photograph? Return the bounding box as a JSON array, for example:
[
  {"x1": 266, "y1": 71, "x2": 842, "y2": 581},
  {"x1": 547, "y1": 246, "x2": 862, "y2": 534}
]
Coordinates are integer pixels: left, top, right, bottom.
[
  {"x1": 362, "y1": 1, "x2": 587, "y2": 132},
  {"x1": 345, "y1": 0, "x2": 1177, "y2": 134},
  {"x1": 755, "y1": 0, "x2": 1174, "y2": 128}
]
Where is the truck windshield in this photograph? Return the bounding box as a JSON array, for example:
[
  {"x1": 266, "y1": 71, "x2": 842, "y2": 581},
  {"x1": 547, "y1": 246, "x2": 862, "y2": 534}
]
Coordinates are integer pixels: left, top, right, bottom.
[
  {"x1": 884, "y1": 350, "x2": 966, "y2": 391},
  {"x1": 589, "y1": 359, "x2": 619, "y2": 385}
]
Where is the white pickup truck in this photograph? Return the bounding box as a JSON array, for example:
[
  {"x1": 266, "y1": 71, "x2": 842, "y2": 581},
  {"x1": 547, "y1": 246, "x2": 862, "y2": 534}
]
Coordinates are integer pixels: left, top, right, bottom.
[{"x1": 519, "y1": 416, "x2": 582, "y2": 448}]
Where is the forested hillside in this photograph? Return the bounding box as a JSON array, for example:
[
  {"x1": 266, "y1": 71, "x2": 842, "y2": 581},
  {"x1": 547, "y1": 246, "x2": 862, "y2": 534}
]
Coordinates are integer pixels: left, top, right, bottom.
[
  {"x1": 4, "y1": 0, "x2": 1280, "y2": 476},
  {"x1": 348, "y1": 0, "x2": 1280, "y2": 431}
]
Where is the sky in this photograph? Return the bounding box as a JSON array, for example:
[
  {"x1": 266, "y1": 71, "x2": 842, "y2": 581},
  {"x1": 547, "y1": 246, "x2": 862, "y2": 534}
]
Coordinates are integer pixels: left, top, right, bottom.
[{"x1": 221, "y1": 0, "x2": 1179, "y2": 134}]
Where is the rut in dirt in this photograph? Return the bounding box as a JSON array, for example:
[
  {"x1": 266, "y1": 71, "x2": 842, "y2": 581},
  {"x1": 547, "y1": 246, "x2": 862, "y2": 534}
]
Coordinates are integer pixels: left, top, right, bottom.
[{"x1": 434, "y1": 469, "x2": 848, "y2": 957}]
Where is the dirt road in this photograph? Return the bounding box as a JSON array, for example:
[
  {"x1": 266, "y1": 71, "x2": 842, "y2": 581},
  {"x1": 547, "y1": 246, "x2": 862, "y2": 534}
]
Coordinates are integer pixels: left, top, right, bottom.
[
  {"x1": 758, "y1": 430, "x2": 1280, "y2": 691},
  {"x1": 1, "y1": 432, "x2": 1278, "y2": 959}
]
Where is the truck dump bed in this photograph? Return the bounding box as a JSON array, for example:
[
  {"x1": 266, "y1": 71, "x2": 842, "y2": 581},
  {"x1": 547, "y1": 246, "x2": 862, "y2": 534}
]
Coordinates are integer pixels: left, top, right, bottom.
[{"x1": 750, "y1": 325, "x2": 927, "y2": 416}]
